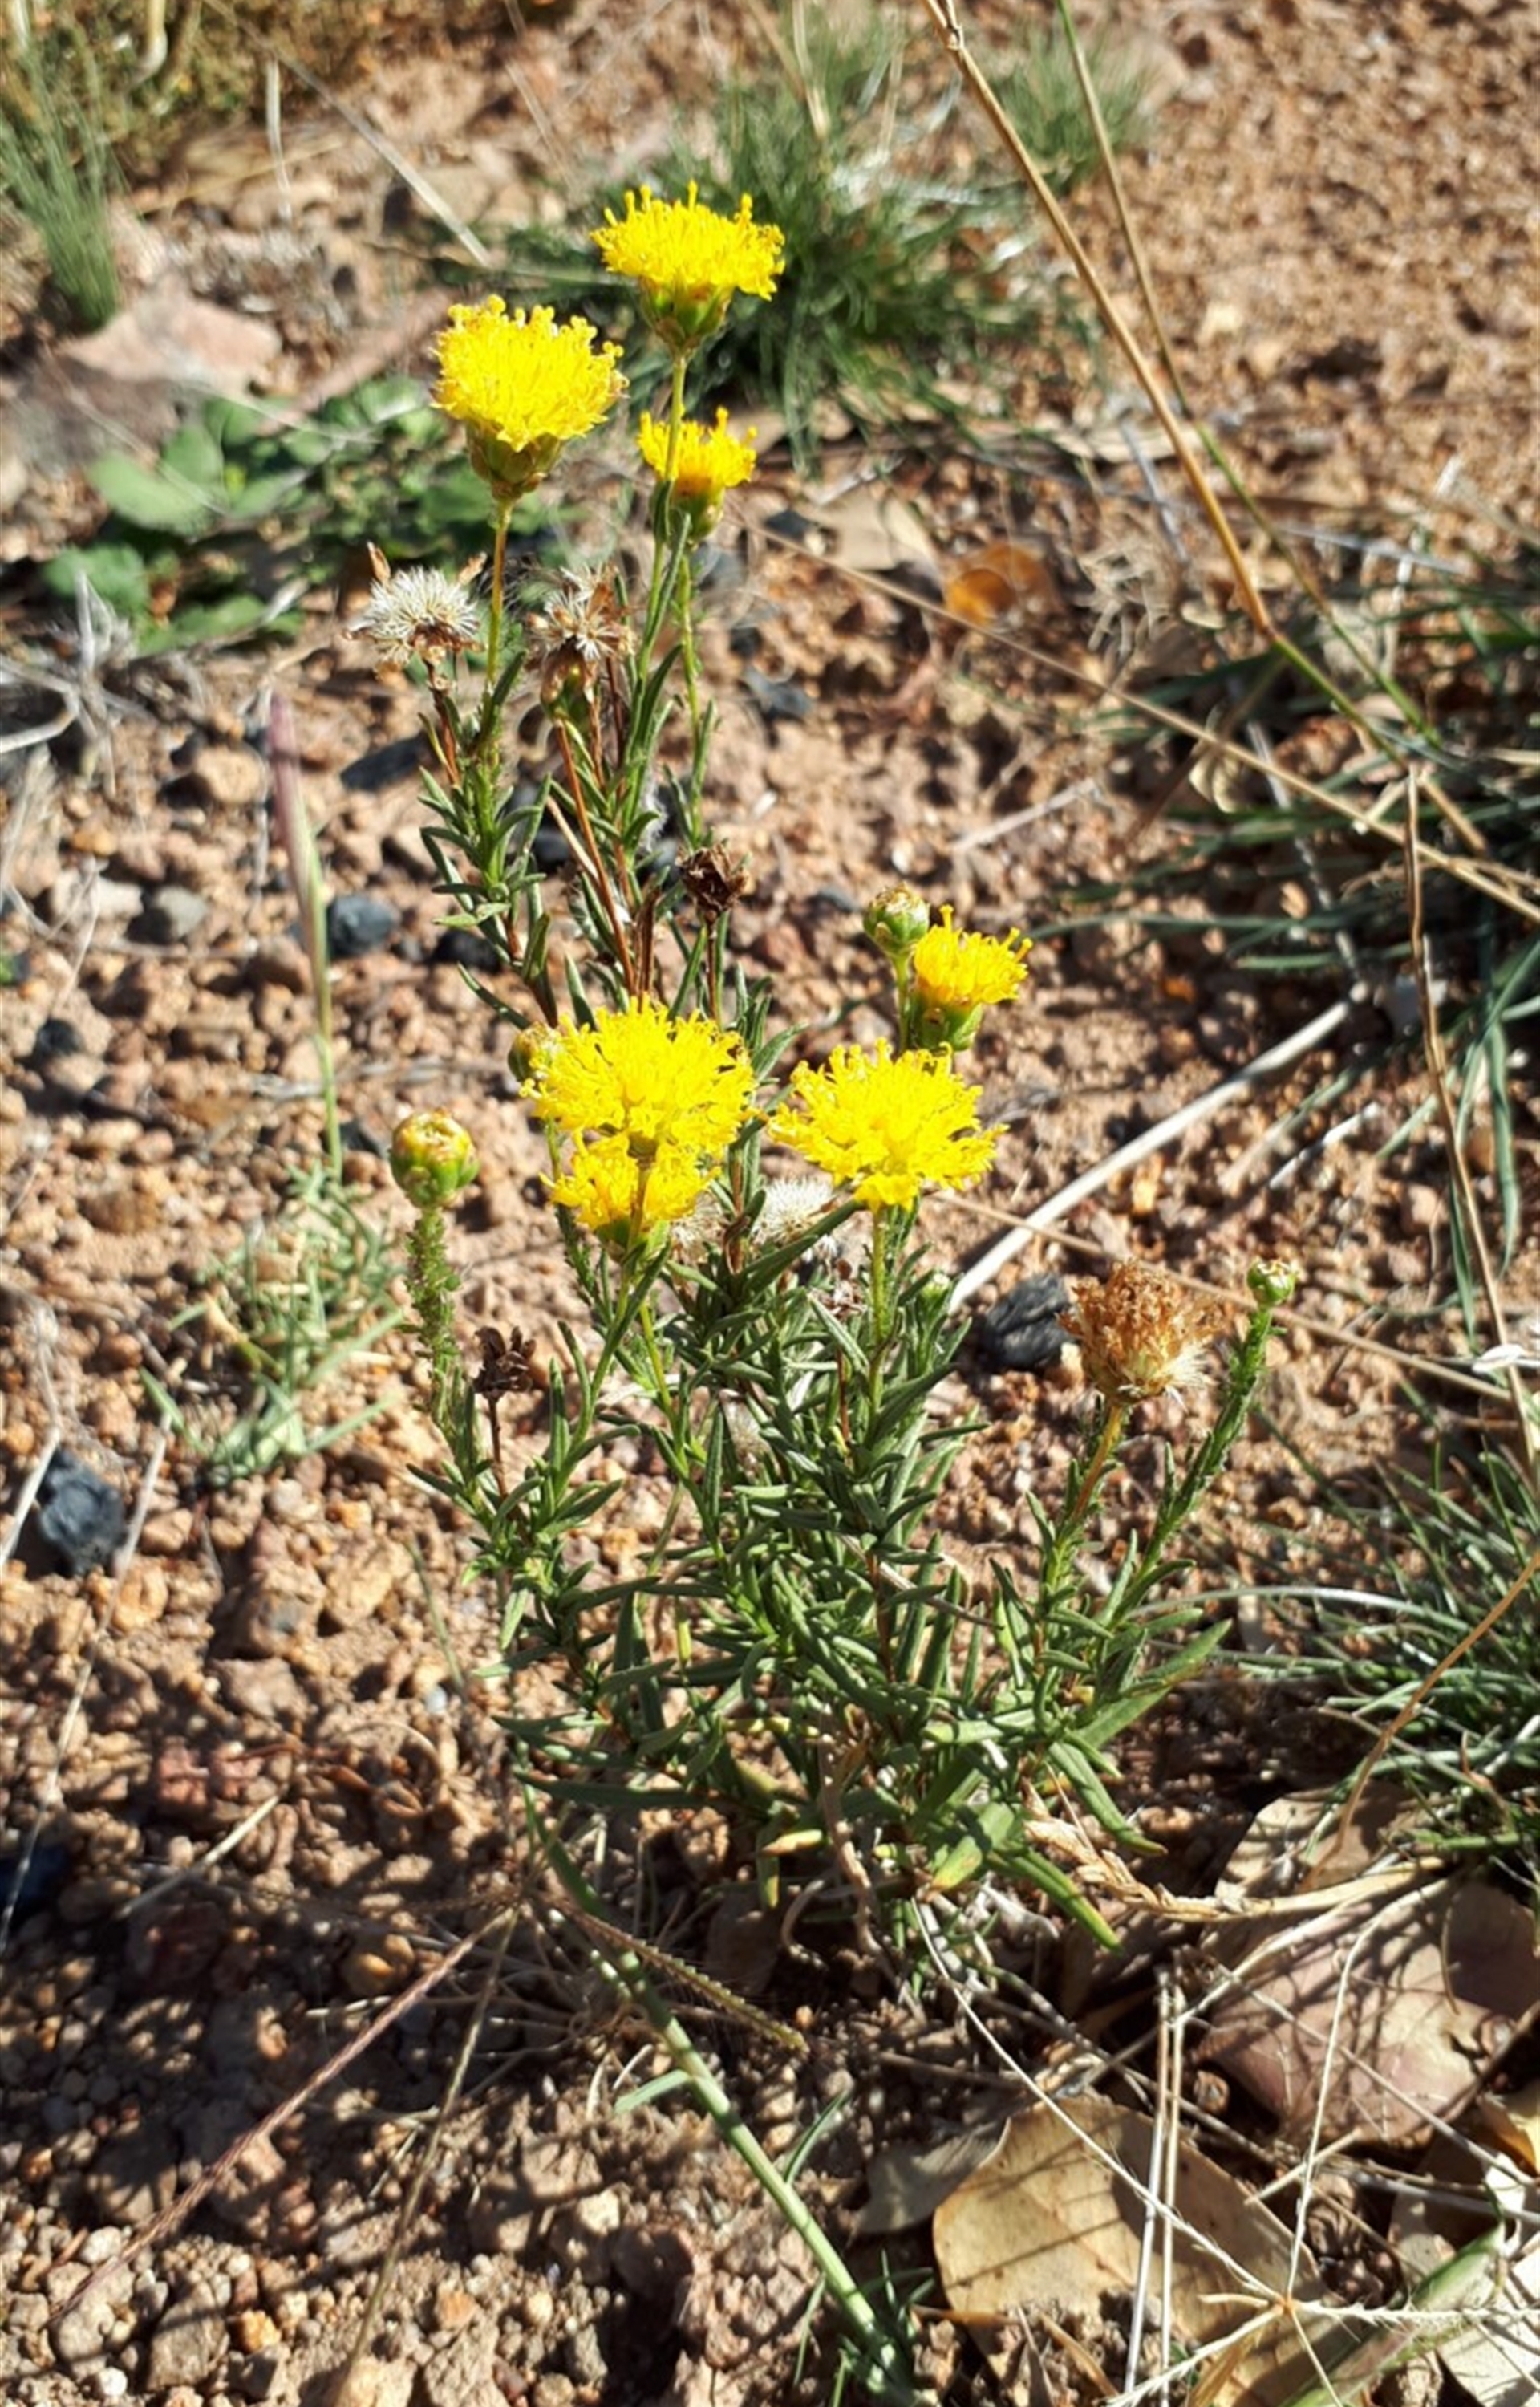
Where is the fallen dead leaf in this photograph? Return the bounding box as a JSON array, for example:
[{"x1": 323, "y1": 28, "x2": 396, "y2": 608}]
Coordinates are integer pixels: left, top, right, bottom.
[
  {"x1": 1477, "y1": 2077, "x2": 1540, "y2": 2176},
  {"x1": 932, "y1": 2093, "x2": 1326, "y2": 2406},
  {"x1": 1206, "y1": 1875, "x2": 1539, "y2": 2146}
]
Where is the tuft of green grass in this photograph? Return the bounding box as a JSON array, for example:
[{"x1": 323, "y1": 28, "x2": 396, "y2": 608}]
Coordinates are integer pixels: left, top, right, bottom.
[
  {"x1": 0, "y1": 39, "x2": 120, "y2": 332},
  {"x1": 144, "y1": 1169, "x2": 405, "y2": 1487},
  {"x1": 993, "y1": 18, "x2": 1159, "y2": 194},
  {"x1": 1062, "y1": 523, "x2": 1540, "y2": 1274},
  {"x1": 488, "y1": 7, "x2": 1157, "y2": 465},
  {"x1": 1262, "y1": 1435, "x2": 1540, "y2": 1897},
  {"x1": 674, "y1": 14, "x2": 1073, "y2": 461}
]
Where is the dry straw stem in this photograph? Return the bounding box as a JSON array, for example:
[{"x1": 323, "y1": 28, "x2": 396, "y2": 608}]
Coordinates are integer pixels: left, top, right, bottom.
[
  {"x1": 760, "y1": 534, "x2": 1540, "y2": 934},
  {"x1": 52, "y1": 1910, "x2": 517, "y2": 2324},
  {"x1": 1329, "y1": 1536, "x2": 1540, "y2": 1868},
  {"x1": 1043, "y1": 0, "x2": 1452, "y2": 767},
  {"x1": 912, "y1": 0, "x2": 1267, "y2": 630},
  {"x1": 911, "y1": 0, "x2": 1493, "y2": 850},
  {"x1": 186, "y1": 0, "x2": 493, "y2": 266},
  {"x1": 950, "y1": 997, "x2": 1348, "y2": 1307}
]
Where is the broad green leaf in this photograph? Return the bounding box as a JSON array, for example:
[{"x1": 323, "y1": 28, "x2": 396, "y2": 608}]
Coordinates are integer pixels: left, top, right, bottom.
[
  {"x1": 159, "y1": 419, "x2": 227, "y2": 491},
  {"x1": 137, "y1": 592, "x2": 292, "y2": 653},
  {"x1": 38, "y1": 542, "x2": 153, "y2": 616},
  {"x1": 88, "y1": 452, "x2": 215, "y2": 536}
]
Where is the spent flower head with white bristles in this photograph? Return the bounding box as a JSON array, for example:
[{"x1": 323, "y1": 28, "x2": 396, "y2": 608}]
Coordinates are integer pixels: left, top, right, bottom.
[
  {"x1": 1061, "y1": 1261, "x2": 1230, "y2": 1406},
  {"x1": 359, "y1": 562, "x2": 483, "y2": 668}
]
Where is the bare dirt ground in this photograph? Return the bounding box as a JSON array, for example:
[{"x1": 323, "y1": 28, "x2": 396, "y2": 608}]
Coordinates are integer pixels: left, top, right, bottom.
[{"x1": 1, "y1": 3, "x2": 1536, "y2": 2403}]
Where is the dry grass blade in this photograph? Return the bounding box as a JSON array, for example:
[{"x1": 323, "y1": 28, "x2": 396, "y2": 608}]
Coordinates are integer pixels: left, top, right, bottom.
[
  {"x1": 911, "y1": 0, "x2": 1271, "y2": 634},
  {"x1": 950, "y1": 999, "x2": 1348, "y2": 1305},
  {"x1": 761, "y1": 534, "x2": 1540, "y2": 929}
]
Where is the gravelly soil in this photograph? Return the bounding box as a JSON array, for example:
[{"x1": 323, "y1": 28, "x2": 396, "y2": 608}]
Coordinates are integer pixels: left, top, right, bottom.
[{"x1": 2, "y1": 3, "x2": 1535, "y2": 2402}]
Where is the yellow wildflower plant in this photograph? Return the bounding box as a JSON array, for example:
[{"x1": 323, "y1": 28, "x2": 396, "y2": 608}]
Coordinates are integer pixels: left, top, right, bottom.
[
  {"x1": 770, "y1": 1042, "x2": 999, "y2": 1212},
  {"x1": 433, "y1": 298, "x2": 626, "y2": 501},
  {"x1": 594, "y1": 182, "x2": 784, "y2": 354},
  {"x1": 909, "y1": 905, "x2": 1031, "y2": 1053},
  {"x1": 637, "y1": 407, "x2": 757, "y2": 538}
]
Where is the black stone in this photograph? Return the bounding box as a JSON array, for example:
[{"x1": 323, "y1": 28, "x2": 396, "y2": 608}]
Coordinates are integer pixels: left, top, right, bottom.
[
  {"x1": 742, "y1": 664, "x2": 814, "y2": 725},
  {"x1": 34, "y1": 1449, "x2": 127, "y2": 1573},
  {"x1": 338, "y1": 1118, "x2": 389, "y2": 1158},
  {"x1": 432, "y1": 926, "x2": 502, "y2": 974},
  {"x1": 30, "y1": 1017, "x2": 83, "y2": 1068},
  {"x1": 0, "y1": 1840, "x2": 73, "y2": 1924},
  {"x1": 975, "y1": 1272, "x2": 1071, "y2": 1373},
  {"x1": 326, "y1": 895, "x2": 399, "y2": 960}
]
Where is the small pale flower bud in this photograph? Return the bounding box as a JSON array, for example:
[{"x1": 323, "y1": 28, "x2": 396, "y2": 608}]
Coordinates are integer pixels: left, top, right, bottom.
[
  {"x1": 391, "y1": 1111, "x2": 479, "y2": 1209},
  {"x1": 864, "y1": 885, "x2": 931, "y2": 966},
  {"x1": 1247, "y1": 1257, "x2": 1301, "y2": 1308}
]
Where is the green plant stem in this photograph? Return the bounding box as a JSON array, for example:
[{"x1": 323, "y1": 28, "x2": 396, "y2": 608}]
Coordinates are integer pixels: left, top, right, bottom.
[
  {"x1": 1039, "y1": 1399, "x2": 1127, "y2": 1603},
  {"x1": 537, "y1": 1815, "x2": 922, "y2": 2405},
  {"x1": 485, "y1": 498, "x2": 514, "y2": 686},
  {"x1": 405, "y1": 1203, "x2": 464, "y2": 1431}
]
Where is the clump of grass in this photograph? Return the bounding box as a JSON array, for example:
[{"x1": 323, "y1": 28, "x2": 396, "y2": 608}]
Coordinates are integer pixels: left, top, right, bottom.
[
  {"x1": 0, "y1": 39, "x2": 120, "y2": 331},
  {"x1": 993, "y1": 17, "x2": 1159, "y2": 193},
  {"x1": 675, "y1": 13, "x2": 1069, "y2": 459},
  {"x1": 146, "y1": 1171, "x2": 406, "y2": 1485},
  {"x1": 1265, "y1": 1436, "x2": 1540, "y2": 1896},
  {"x1": 144, "y1": 694, "x2": 404, "y2": 1482},
  {"x1": 484, "y1": 10, "x2": 1155, "y2": 464}
]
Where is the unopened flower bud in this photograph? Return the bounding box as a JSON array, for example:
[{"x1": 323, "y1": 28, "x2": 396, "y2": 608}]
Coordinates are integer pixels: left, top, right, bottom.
[
  {"x1": 864, "y1": 885, "x2": 931, "y2": 967},
  {"x1": 391, "y1": 1111, "x2": 479, "y2": 1209},
  {"x1": 1247, "y1": 1257, "x2": 1301, "y2": 1309}
]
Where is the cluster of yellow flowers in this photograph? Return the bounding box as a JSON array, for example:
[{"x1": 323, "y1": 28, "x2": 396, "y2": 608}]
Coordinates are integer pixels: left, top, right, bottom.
[
  {"x1": 512, "y1": 892, "x2": 1029, "y2": 1246},
  {"x1": 400, "y1": 189, "x2": 1039, "y2": 1256},
  {"x1": 430, "y1": 185, "x2": 780, "y2": 522}
]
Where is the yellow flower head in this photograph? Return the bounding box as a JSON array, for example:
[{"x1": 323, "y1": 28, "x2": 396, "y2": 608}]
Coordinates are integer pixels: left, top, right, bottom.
[
  {"x1": 769, "y1": 1043, "x2": 999, "y2": 1212},
  {"x1": 909, "y1": 906, "x2": 1032, "y2": 1052},
  {"x1": 594, "y1": 182, "x2": 784, "y2": 354},
  {"x1": 1061, "y1": 1261, "x2": 1230, "y2": 1406},
  {"x1": 640, "y1": 404, "x2": 756, "y2": 495},
  {"x1": 433, "y1": 299, "x2": 626, "y2": 501},
  {"x1": 525, "y1": 997, "x2": 754, "y2": 1241},
  {"x1": 549, "y1": 1134, "x2": 715, "y2": 1240}
]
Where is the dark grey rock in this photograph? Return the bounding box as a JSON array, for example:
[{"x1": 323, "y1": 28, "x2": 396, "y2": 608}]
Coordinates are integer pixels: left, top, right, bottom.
[
  {"x1": 325, "y1": 894, "x2": 399, "y2": 959},
  {"x1": 975, "y1": 1272, "x2": 1071, "y2": 1372},
  {"x1": 34, "y1": 1450, "x2": 127, "y2": 1573},
  {"x1": 132, "y1": 883, "x2": 209, "y2": 947},
  {"x1": 30, "y1": 1016, "x2": 84, "y2": 1067}
]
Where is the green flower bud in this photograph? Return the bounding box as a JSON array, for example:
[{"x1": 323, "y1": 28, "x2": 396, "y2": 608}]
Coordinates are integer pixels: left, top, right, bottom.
[
  {"x1": 863, "y1": 885, "x2": 931, "y2": 967},
  {"x1": 1247, "y1": 1256, "x2": 1301, "y2": 1309},
  {"x1": 391, "y1": 1111, "x2": 480, "y2": 1209}
]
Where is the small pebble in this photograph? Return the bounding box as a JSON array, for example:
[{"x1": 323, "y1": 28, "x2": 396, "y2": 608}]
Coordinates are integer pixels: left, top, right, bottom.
[
  {"x1": 34, "y1": 1451, "x2": 126, "y2": 1574},
  {"x1": 131, "y1": 884, "x2": 209, "y2": 947},
  {"x1": 30, "y1": 1015, "x2": 83, "y2": 1067},
  {"x1": 432, "y1": 925, "x2": 501, "y2": 973},
  {"x1": 187, "y1": 743, "x2": 268, "y2": 810},
  {"x1": 326, "y1": 895, "x2": 399, "y2": 959},
  {"x1": 975, "y1": 1271, "x2": 1070, "y2": 1371}
]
